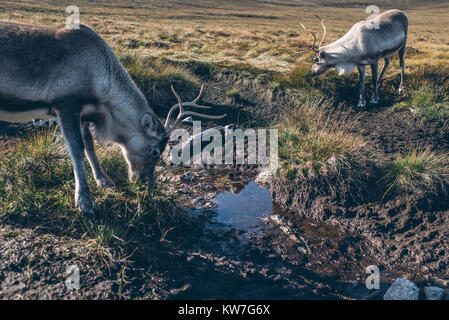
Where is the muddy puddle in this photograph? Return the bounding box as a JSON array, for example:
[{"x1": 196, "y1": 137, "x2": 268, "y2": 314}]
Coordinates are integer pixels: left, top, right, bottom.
[
  {"x1": 209, "y1": 181, "x2": 272, "y2": 233},
  {"x1": 182, "y1": 177, "x2": 404, "y2": 299}
]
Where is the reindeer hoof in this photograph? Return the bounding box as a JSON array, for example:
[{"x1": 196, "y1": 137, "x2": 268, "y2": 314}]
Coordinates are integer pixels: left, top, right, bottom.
[
  {"x1": 370, "y1": 98, "x2": 379, "y2": 104},
  {"x1": 398, "y1": 88, "x2": 404, "y2": 95},
  {"x1": 357, "y1": 101, "x2": 366, "y2": 108},
  {"x1": 96, "y1": 176, "x2": 115, "y2": 189},
  {"x1": 76, "y1": 194, "x2": 97, "y2": 217}
]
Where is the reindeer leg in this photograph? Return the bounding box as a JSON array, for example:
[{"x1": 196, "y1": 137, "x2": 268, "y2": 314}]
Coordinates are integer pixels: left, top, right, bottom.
[
  {"x1": 56, "y1": 105, "x2": 96, "y2": 216},
  {"x1": 81, "y1": 123, "x2": 115, "y2": 189},
  {"x1": 398, "y1": 45, "x2": 405, "y2": 94},
  {"x1": 370, "y1": 62, "x2": 379, "y2": 104},
  {"x1": 377, "y1": 58, "x2": 391, "y2": 88},
  {"x1": 357, "y1": 65, "x2": 366, "y2": 108}
]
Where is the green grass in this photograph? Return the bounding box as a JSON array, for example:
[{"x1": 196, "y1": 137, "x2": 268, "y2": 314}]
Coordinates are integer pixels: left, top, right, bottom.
[
  {"x1": 381, "y1": 148, "x2": 449, "y2": 199},
  {"x1": 275, "y1": 64, "x2": 360, "y2": 103},
  {"x1": 278, "y1": 97, "x2": 365, "y2": 179},
  {"x1": 0, "y1": 127, "x2": 173, "y2": 249},
  {"x1": 225, "y1": 88, "x2": 240, "y2": 98},
  {"x1": 117, "y1": 52, "x2": 199, "y2": 97},
  {"x1": 399, "y1": 85, "x2": 449, "y2": 127},
  {"x1": 272, "y1": 98, "x2": 373, "y2": 211}
]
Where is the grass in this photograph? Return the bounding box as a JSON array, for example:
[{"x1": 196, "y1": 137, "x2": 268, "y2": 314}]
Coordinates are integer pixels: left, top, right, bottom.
[
  {"x1": 0, "y1": 127, "x2": 175, "y2": 249},
  {"x1": 395, "y1": 64, "x2": 449, "y2": 126},
  {"x1": 275, "y1": 63, "x2": 366, "y2": 107},
  {"x1": 273, "y1": 97, "x2": 373, "y2": 211},
  {"x1": 278, "y1": 97, "x2": 365, "y2": 179},
  {"x1": 408, "y1": 86, "x2": 449, "y2": 125},
  {"x1": 0, "y1": 1, "x2": 447, "y2": 196},
  {"x1": 1, "y1": 1, "x2": 448, "y2": 111},
  {"x1": 3, "y1": 0, "x2": 448, "y2": 75},
  {"x1": 225, "y1": 88, "x2": 240, "y2": 98},
  {"x1": 117, "y1": 53, "x2": 200, "y2": 99},
  {"x1": 381, "y1": 148, "x2": 449, "y2": 199}
]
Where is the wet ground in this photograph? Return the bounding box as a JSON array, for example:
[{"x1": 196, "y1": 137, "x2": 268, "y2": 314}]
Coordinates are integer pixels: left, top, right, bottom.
[
  {"x1": 2, "y1": 71, "x2": 449, "y2": 299},
  {"x1": 166, "y1": 172, "x2": 404, "y2": 299}
]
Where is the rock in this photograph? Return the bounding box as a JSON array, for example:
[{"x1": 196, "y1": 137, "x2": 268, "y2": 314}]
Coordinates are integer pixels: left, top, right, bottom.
[
  {"x1": 383, "y1": 278, "x2": 419, "y2": 300},
  {"x1": 255, "y1": 168, "x2": 272, "y2": 187},
  {"x1": 423, "y1": 286, "x2": 447, "y2": 300},
  {"x1": 181, "y1": 172, "x2": 194, "y2": 181}
]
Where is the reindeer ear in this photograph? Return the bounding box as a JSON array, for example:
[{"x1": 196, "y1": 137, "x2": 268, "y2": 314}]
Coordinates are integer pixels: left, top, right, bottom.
[{"x1": 140, "y1": 113, "x2": 157, "y2": 138}]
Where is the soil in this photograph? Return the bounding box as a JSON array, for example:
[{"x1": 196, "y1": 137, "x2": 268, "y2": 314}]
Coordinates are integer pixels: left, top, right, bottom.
[
  {"x1": 1, "y1": 69, "x2": 449, "y2": 299},
  {"x1": 0, "y1": 164, "x2": 360, "y2": 299},
  {"x1": 272, "y1": 96, "x2": 449, "y2": 285},
  {"x1": 340, "y1": 105, "x2": 449, "y2": 282}
]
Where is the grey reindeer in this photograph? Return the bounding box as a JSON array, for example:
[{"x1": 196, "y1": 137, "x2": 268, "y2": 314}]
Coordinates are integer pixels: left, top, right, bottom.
[
  {"x1": 301, "y1": 9, "x2": 408, "y2": 107},
  {"x1": 0, "y1": 21, "x2": 225, "y2": 216}
]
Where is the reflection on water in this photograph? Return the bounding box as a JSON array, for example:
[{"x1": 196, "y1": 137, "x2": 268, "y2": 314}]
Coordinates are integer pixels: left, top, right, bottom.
[
  {"x1": 210, "y1": 181, "x2": 272, "y2": 230},
  {"x1": 199, "y1": 178, "x2": 402, "y2": 298}
]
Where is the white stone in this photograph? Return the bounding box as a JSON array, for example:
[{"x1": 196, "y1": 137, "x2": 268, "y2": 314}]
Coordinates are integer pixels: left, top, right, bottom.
[
  {"x1": 383, "y1": 278, "x2": 419, "y2": 300},
  {"x1": 255, "y1": 168, "x2": 272, "y2": 187}
]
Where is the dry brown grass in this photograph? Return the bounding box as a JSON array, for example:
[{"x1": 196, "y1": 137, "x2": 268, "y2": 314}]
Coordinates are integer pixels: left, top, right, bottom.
[{"x1": 0, "y1": 0, "x2": 447, "y2": 73}]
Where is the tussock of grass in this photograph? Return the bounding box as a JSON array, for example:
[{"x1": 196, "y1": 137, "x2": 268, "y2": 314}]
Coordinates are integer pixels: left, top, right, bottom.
[
  {"x1": 381, "y1": 148, "x2": 449, "y2": 199},
  {"x1": 278, "y1": 97, "x2": 364, "y2": 178},
  {"x1": 272, "y1": 98, "x2": 373, "y2": 217}
]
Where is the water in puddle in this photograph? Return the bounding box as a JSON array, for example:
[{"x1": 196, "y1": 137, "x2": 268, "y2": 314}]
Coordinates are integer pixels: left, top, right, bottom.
[
  {"x1": 210, "y1": 181, "x2": 272, "y2": 231},
  {"x1": 204, "y1": 179, "x2": 396, "y2": 292}
]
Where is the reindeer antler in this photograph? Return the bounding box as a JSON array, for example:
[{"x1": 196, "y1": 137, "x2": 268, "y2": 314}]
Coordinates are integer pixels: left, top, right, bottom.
[
  {"x1": 165, "y1": 84, "x2": 227, "y2": 133},
  {"x1": 300, "y1": 23, "x2": 318, "y2": 53},
  {"x1": 314, "y1": 15, "x2": 326, "y2": 48},
  {"x1": 299, "y1": 16, "x2": 327, "y2": 53}
]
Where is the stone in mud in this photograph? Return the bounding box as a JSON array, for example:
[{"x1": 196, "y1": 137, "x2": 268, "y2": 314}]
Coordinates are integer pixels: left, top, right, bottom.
[
  {"x1": 383, "y1": 278, "x2": 419, "y2": 300},
  {"x1": 423, "y1": 286, "x2": 447, "y2": 300},
  {"x1": 255, "y1": 169, "x2": 272, "y2": 187}
]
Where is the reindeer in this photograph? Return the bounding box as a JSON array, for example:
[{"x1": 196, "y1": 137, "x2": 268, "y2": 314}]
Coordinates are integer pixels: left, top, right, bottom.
[
  {"x1": 301, "y1": 9, "x2": 408, "y2": 107},
  {"x1": 0, "y1": 21, "x2": 225, "y2": 216}
]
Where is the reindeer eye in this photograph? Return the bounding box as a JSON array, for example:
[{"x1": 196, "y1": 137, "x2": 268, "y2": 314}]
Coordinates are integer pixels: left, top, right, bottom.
[{"x1": 319, "y1": 51, "x2": 326, "y2": 58}]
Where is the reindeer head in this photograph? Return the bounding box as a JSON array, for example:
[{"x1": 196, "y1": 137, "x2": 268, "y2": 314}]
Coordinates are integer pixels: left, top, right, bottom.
[
  {"x1": 122, "y1": 85, "x2": 226, "y2": 182},
  {"x1": 301, "y1": 16, "x2": 332, "y2": 75}
]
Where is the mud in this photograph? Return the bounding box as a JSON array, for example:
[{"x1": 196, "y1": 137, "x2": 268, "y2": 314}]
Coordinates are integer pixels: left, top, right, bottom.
[
  {"x1": 2, "y1": 70, "x2": 449, "y2": 300},
  {"x1": 272, "y1": 103, "x2": 449, "y2": 285},
  {"x1": 0, "y1": 167, "x2": 362, "y2": 300}
]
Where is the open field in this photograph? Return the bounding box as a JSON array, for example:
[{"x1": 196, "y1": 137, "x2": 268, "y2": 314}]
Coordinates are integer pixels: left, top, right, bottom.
[
  {"x1": 1, "y1": 0, "x2": 448, "y2": 72},
  {"x1": 1, "y1": 0, "x2": 449, "y2": 299}
]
